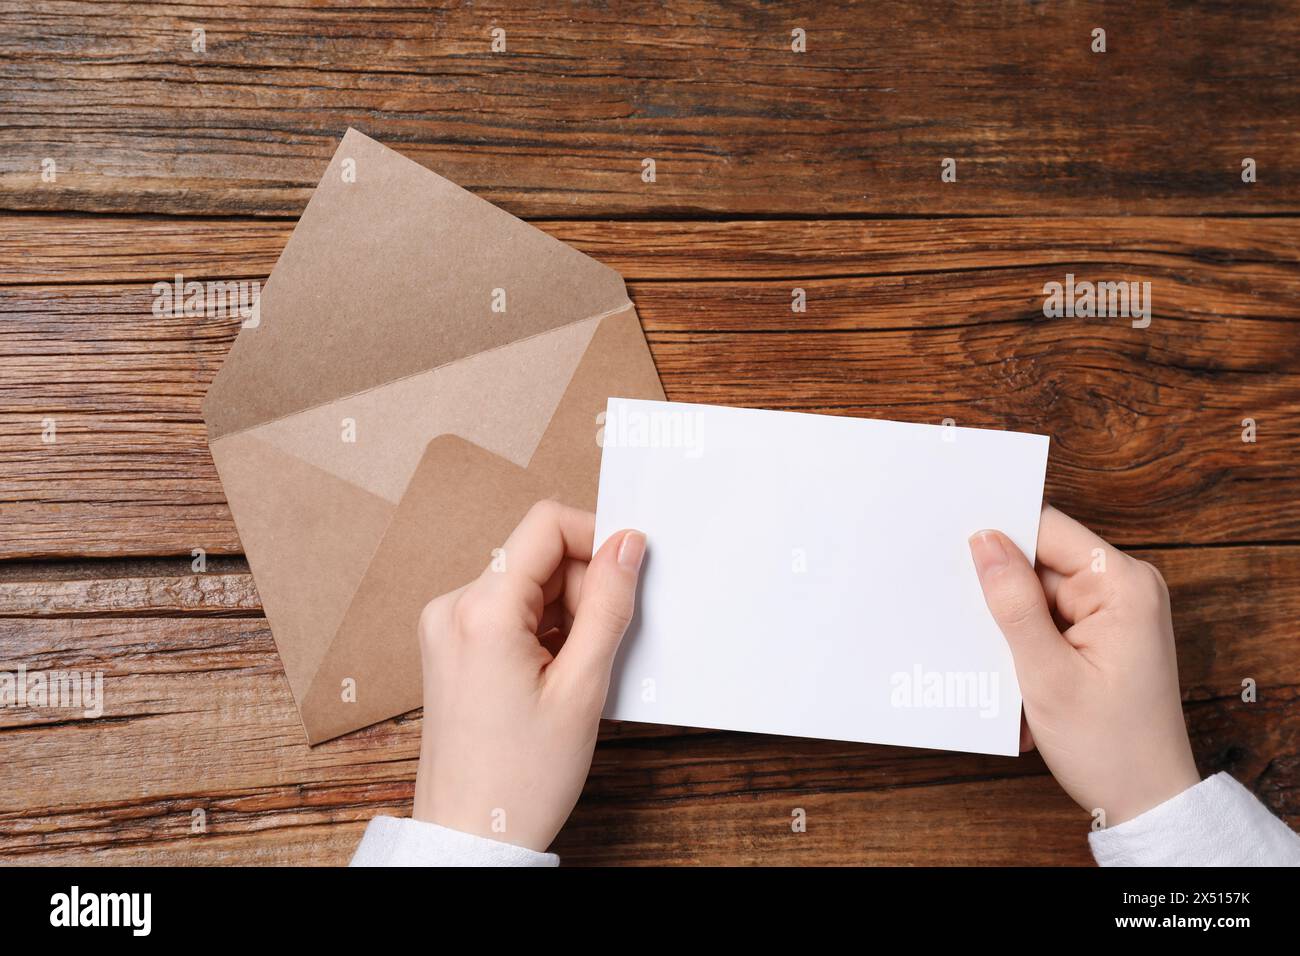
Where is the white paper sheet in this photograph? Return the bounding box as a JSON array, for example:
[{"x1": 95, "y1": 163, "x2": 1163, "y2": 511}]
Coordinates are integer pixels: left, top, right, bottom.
[{"x1": 594, "y1": 398, "x2": 1050, "y2": 756}]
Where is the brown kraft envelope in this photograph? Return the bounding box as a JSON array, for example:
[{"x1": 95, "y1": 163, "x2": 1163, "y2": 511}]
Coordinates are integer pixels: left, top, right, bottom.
[{"x1": 202, "y1": 128, "x2": 665, "y2": 744}]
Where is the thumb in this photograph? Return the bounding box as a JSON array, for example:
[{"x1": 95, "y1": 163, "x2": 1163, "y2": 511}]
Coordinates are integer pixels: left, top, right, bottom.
[
  {"x1": 553, "y1": 529, "x2": 645, "y2": 687},
  {"x1": 968, "y1": 530, "x2": 1074, "y2": 690}
]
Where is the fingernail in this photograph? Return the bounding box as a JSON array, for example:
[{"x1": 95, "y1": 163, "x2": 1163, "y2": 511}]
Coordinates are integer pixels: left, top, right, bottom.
[
  {"x1": 969, "y1": 530, "x2": 1008, "y2": 575},
  {"x1": 617, "y1": 530, "x2": 646, "y2": 571}
]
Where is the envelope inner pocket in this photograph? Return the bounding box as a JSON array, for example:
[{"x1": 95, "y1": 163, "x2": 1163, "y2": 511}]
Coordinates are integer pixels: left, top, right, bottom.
[{"x1": 250, "y1": 315, "x2": 601, "y2": 504}]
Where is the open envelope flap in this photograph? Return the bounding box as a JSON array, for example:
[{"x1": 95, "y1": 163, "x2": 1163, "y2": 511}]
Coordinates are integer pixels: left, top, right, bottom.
[
  {"x1": 202, "y1": 127, "x2": 632, "y2": 440},
  {"x1": 294, "y1": 308, "x2": 666, "y2": 742}
]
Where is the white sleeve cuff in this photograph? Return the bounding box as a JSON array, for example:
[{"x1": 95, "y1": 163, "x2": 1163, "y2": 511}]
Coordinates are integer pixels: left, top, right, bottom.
[
  {"x1": 349, "y1": 816, "x2": 560, "y2": 867},
  {"x1": 1089, "y1": 771, "x2": 1300, "y2": 867}
]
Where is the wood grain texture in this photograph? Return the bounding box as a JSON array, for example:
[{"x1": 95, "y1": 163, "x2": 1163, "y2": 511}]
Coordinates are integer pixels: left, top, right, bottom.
[
  {"x1": 7, "y1": 214, "x2": 1300, "y2": 284},
  {"x1": 0, "y1": 546, "x2": 1294, "y2": 864},
  {"x1": 2, "y1": 215, "x2": 1298, "y2": 558},
  {"x1": 1, "y1": 1, "x2": 1298, "y2": 218}
]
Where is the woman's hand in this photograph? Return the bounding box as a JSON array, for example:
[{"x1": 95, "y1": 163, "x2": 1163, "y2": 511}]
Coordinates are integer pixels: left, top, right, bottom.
[
  {"x1": 969, "y1": 505, "x2": 1200, "y2": 826},
  {"x1": 413, "y1": 500, "x2": 645, "y2": 852}
]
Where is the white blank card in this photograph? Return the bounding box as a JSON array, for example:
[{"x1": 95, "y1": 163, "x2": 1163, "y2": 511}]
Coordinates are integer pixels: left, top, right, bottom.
[{"x1": 594, "y1": 398, "x2": 1050, "y2": 757}]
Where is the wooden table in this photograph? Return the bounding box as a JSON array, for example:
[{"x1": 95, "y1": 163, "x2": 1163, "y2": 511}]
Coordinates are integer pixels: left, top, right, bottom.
[{"x1": 1, "y1": 1, "x2": 1298, "y2": 866}]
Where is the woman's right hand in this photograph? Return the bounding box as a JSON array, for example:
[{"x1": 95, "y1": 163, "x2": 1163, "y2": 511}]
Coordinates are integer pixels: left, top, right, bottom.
[{"x1": 968, "y1": 505, "x2": 1201, "y2": 827}]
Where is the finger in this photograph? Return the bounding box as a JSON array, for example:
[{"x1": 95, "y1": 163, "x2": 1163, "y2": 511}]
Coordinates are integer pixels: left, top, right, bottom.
[
  {"x1": 538, "y1": 560, "x2": 586, "y2": 637},
  {"x1": 541, "y1": 557, "x2": 586, "y2": 612},
  {"x1": 969, "y1": 529, "x2": 1077, "y2": 692},
  {"x1": 1036, "y1": 565, "x2": 1065, "y2": 608},
  {"x1": 1034, "y1": 504, "x2": 1115, "y2": 576},
  {"x1": 560, "y1": 560, "x2": 586, "y2": 620},
  {"x1": 1036, "y1": 565, "x2": 1076, "y2": 631},
  {"x1": 549, "y1": 529, "x2": 645, "y2": 689},
  {"x1": 1038, "y1": 563, "x2": 1103, "y2": 636},
  {"x1": 482, "y1": 501, "x2": 595, "y2": 615}
]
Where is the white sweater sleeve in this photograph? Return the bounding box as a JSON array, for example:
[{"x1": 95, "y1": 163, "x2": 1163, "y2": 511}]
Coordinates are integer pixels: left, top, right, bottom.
[
  {"x1": 1089, "y1": 772, "x2": 1300, "y2": 866},
  {"x1": 349, "y1": 816, "x2": 559, "y2": 867}
]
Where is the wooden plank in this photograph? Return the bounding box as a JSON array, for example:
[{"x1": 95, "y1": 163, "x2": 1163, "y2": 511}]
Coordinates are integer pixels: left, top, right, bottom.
[
  {"x1": 2, "y1": 215, "x2": 1298, "y2": 557},
  {"x1": 1, "y1": 2, "x2": 1297, "y2": 218},
  {"x1": 7, "y1": 215, "x2": 1300, "y2": 285},
  {"x1": 0, "y1": 546, "x2": 1293, "y2": 863},
  {"x1": 0, "y1": 556, "x2": 259, "y2": 617}
]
